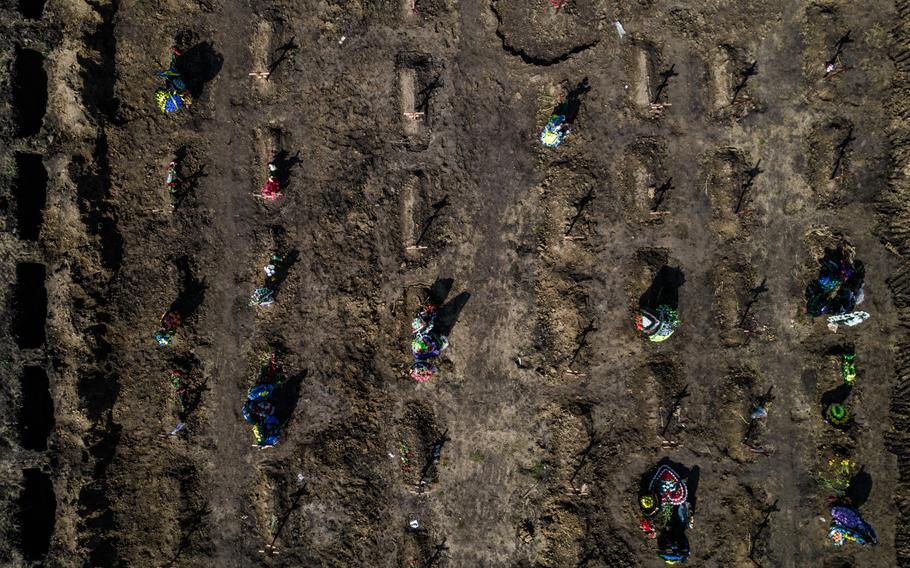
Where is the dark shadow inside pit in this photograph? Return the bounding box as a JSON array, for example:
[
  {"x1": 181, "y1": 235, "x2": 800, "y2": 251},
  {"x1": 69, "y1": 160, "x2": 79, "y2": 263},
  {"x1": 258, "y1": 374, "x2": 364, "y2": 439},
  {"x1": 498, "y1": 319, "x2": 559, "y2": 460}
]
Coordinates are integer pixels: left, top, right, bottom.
[
  {"x1": 167, "y1": 504, "x2": 210, "y2": 566},
  {"x1": 275, "y1": 370, "x2": 306, "y2": 432},
  {"x1": 565, "y1": 186, "x2": 595, "y2": 235},
  {"x1": 175, "y1": 42, "x2": 224, "y2": 98},
  {"x1": 169, "y1": 353, "x2": 206, "y2": 421},
  {"x1": 14, "y1": 263, "x2": 47, "y2": 349},
  {"x1": 551, "y1": 77, "x2": 590, "y2": 127},
  {"x1": 639, "y1": 266, "x2": 685, "y2": 311},
  {"x1": 170, "y1": 146, "x2": 207, "y2": 208},
  {"x1": 13, "y1": 152, "x2": 47, "y2": 241},
  {"x1": 77, "y1": 422, "x2": 122, "y2": 565},
  {"x1": 267, "y1": 36, "x2": 298, "y2": 77},
  {"x1": 264, "y1": 249, "x2": 299, "y2": 301},
  {"x1": 845, "y1": 466, "x2": 872, "y2": 507},
  {"x1": 821, "y1": 383, "x2": 852, "y2": 407},
  {"x1": 271, "y1": 149, "x2": 302, "y2": 191},
  {"x1": 179, "y1": 379, "x2": 207, "y2": 422},
  {"x1": 78, "y1": 370, "x2": 120, "y2": 423},
  {"x1": 427, "y1": 278, "x2": 471, "y2": 337},
  {"x1": 79, "y1": 0, "x2": 120, "y2": 121},
  {"x1": 652, "y1": 64, "x2": 677, "y2": 105},
  {"x1": 830, "y1": 126, "x2": 855, "y2": 180},
  {"x1": 397, "y1": 52, "x2": 439, "y2": 130},
  {"x1": 20, "y1": 366, "x2": 54, "y2": 451},
  {"x1": 731, "y1": 61, "x2": 758, "y2": 104},
  {"x1": 19, "y1": 468, "x2": 55, "y2": 562},
  {"x1": 169, "y1": 256, "x2": 207, "y2": 319},
  {"x1": 69, "y1": 134, "x2": 124, "y2": 270},
  {"x1": 14, "y1": 48, "x2": 48, "y2": 137},
  {"x1": 415, "y1": 194, "x2": 449, "y2": 246},
  {"x1": 19, "y1": 0, "x2": 46, "y2": 19}
]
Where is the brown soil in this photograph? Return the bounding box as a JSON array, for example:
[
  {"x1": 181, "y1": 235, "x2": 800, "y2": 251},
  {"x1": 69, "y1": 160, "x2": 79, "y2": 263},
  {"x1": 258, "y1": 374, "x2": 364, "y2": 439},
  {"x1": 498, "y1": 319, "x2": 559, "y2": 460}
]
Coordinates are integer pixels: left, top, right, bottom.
[{"x1": 1, "y1": 0, "x2": 909, "y2": 566}]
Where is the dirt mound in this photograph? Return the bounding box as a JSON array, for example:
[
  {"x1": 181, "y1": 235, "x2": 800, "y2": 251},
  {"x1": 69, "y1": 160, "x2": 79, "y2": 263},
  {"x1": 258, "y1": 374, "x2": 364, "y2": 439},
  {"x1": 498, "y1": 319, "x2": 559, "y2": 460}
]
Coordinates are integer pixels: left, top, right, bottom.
[{"x1": 493, "y1": 0, "x2": 607, "y2": 64}]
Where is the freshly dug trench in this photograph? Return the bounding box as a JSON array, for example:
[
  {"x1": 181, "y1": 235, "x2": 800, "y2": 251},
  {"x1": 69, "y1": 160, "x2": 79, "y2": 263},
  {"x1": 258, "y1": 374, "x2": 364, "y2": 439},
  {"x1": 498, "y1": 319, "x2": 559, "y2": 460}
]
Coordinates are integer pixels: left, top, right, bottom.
[
  {"x1": 13, "y1": 263, "x2": 47, "y2": 349},
  {"x1": 13, "y1": 48, "x2": 47, "y2": 137},
  {"x1": 13, "y1": 152, "x2": 47, "y2": 241},
  {"x1": 19, "y1": 468, "x2": 55, "y2": 562},
  {"x1": 19, "y1": 366, "x2": 54, "y2": 451}
]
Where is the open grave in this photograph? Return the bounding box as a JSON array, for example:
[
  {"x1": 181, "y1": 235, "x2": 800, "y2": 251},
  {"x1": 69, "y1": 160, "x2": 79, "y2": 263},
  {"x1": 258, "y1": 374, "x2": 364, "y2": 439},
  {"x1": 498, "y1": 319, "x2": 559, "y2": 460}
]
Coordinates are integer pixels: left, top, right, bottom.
[
  {"x1": 13, "y1": 48, "x2": 47, "y2": 137},
  {"x1": 807, "y1": 118, "x2": 855, "y2": 206},
  {"x1": 619, "y1": 139, "x2": 669, "y2": 219},
  {"x1": 18, "y1": 0, "x2": 46, "y2": 19},
  {"x1": 19, "y1": 468, "x2": 55, "y2": 562},
  {"x1": 12, "y1": 152, "x2": 47, "y2": 241},
  {"x1": 396, "y1": 52, "x2": 442, "y2": 148},
  {"x1": 13, "y1": 262, "x2": 47, "y2": 349},
  {"x1": 19, "y1": 366, "x2": 54, "y2": 451},
  {"x1": 702, "y1": 147, "x2": 760, "y2": 238}
]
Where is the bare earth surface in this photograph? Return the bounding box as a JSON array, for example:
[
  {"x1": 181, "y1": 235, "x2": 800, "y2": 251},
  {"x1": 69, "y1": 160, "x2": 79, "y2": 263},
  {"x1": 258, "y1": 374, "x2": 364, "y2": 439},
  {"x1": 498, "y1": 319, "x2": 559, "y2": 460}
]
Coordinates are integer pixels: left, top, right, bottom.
[{"x1": 3, "y1": 0, "x2": 910, "y2": 567}]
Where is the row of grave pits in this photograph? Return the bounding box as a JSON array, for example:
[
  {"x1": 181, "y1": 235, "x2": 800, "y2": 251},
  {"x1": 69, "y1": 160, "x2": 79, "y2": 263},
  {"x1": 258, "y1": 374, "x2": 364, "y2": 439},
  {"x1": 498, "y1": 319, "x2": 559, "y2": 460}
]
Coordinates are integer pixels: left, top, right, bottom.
[
  {"x1": 6, "y1": 33, "x2": 52, "y2": 568},
  {"x1": 623, "y1": 39, "x2": 765, "y2": 118},
  {"x1": 526, "y1": 142, "x2": 764, "y2": 233}
]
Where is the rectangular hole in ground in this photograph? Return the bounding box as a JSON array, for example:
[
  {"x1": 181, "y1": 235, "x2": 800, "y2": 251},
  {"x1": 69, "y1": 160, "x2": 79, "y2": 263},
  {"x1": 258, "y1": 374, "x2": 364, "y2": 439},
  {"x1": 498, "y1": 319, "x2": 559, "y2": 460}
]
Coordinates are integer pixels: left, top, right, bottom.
[
  {"x1": 14, "y1": 263, "x2": 47, "y2": 349},
  {"x1": 620, "y1": 142, "x2": 664, "y2": 215},
  {"x1": 13, "y1": 152, "x2": 47, "y2": 241},
  {"x1": 14, "y1": 48, "x2": 48, "y2": 137},
  {"x1": 20, "y1": 366, "x2": 54, "y2": 451},
  {"x1": 631, "y1": 43, "x2": 660, "y2": 107},
  {"x1": 399, "y1": 68, "x2": 420, "y2": 135},
  {"x1": 19, "y1": 0, "x2": 46, "y2": 19},
  {"x1": 397, "y1": 53, "x2": 436, "y2": 139},
  {"x1": 401, "y1": 172, "x2": 421, "y2": 249},
  {"x1": 710, "y1": 46, "x2": 735, "y2": 108},
  {"x1": 19, "y1": 468, "x2": 55, "y2": 562}
]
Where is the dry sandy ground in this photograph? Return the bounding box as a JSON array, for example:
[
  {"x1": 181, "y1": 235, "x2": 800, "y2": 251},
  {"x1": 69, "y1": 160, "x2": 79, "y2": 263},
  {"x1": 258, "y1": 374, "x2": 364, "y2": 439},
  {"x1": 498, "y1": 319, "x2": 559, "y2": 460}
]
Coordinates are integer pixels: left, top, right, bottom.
[{"x1": 2, "y1": 0, "x2": 910, "y2": 567}]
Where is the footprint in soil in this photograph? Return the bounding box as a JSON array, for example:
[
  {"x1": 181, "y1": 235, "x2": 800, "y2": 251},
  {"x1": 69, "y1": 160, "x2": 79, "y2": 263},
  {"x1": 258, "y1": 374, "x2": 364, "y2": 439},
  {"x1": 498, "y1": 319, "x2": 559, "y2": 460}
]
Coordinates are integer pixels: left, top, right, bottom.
[{"x1": 639, "y1": 266, "x2": 685, "y2": 311}]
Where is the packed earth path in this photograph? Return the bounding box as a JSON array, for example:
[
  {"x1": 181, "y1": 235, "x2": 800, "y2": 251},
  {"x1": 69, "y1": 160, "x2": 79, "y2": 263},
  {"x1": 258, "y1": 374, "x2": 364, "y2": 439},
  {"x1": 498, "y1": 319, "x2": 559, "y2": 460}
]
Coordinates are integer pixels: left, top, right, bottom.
[{"x1": 4, "y1": 0, "x2": 910, "y2": 567}]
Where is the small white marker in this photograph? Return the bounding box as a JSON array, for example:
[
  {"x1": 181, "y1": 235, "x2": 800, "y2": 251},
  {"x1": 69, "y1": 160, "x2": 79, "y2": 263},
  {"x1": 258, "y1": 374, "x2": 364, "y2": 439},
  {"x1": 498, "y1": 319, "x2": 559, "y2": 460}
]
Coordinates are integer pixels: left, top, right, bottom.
[{"x1": 614, "y1": 21, "x2": 626, "y2": 39}]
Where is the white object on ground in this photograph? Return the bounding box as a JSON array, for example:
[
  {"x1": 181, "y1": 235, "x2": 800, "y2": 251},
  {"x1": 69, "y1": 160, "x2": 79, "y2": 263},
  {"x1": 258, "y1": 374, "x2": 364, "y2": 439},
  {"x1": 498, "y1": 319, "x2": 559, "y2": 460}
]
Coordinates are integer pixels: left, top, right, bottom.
[
  {"x1": 615, "y1": 21, "x2": 626, "y2": 39},
  {"x1": 826, "y1": 311, "x2": 870, "y2": 332}
]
